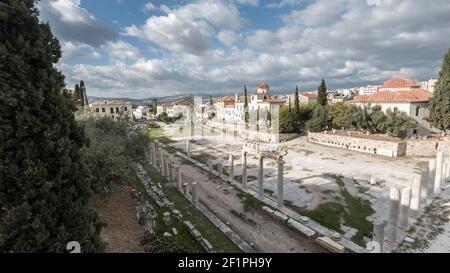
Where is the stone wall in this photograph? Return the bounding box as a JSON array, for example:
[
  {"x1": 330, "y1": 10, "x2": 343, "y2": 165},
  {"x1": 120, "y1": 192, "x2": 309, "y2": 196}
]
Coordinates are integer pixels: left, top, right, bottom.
[
  {"x1": 308, "y1": 132, "x2": 450, "y2": 157},
  {"x1": 307, "y1": 132, "x2": 406, "y2": 157},
  {"x1": 406, "y1": 138, "x2": 450, "y2": 157}
]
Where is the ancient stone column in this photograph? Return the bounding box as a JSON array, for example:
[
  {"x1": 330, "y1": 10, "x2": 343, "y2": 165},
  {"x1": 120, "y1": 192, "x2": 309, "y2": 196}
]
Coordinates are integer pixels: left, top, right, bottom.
[
  {"x1": 152, "y1": 143, "x2": 157, "y2": 166},
  {"x1": 208, "y1": 160, "x2": 213, "y2": 173},
  {"x1": 434, "y1": 151, "x2": 444, "y2": 196},
  {"x1": 258, "y1": 155, "x2": 264, "y2": 199},
  {"x1": 446, "y1": 160, "x2": 450, "y2": 183},
  {"x1": 410, "y1": 175, "x2": 421, "y2": 216},
  {"x1": 176, "y1": 166, "x2": 183, "y2": 191},
  {"x1": 164, "y1": 154, "x2": 170, "y2": 178},
  {"x1": 229, "y1": 154, "x2": 234, "y2": 183},
  {"x1": 399, "y1": 187, "x2": 411, "y2": 229},
  {"x1": 277, "y1": 156, "x2": 284, "y2": 209},
  {"x1": 218, "y1": 160, "x2": 223, "y2": 177},
  {"x1": 159, "y1": 149, "x2": 165, "y2": 174},
  {"x1": 167, "y1": 162, "x2": 173, "y2": 182},
  {"x1": 192, "y1": 182, "x2": 199, "y2": 204},
  {"x1": 242, "y1": 152, "x2": 248, "y2": 189},
  {"x1": 186, "y1": 140, "x2": 191, "y2": 158},
  {"x1": 419, "y1": 166, "x2": 429, "y2": 209},
  {"x1": 428, "y1": 159, "x2": 436, "y2": 201},
  {"x1": 373, "y1": 219, "x2": 386, "y2": 253},
  {"x1": 182, "y1": 183, "x2": 189, "y2": 196},
  {"x1": 442, "y1": 162, "x2": 448, "y2": 189},
  {"x1": 387, "y1": 186, "x2": 400, "y2": 243}
]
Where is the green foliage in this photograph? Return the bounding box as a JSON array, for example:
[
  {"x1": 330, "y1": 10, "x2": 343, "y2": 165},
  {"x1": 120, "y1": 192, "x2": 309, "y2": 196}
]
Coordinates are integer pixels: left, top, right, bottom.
[
  {"x1": 145, "y1": 237, "x2": 190, "y2": 253},
  {"x1": 279, "y1": 103, "x2": 314, "y2": 134},
  {"x1": 306, "y1": 105, "x2": 330, "y2": 132},
  {"x1": 429, "y1": 48, "x2": 450, "y2": 131},
  {"x1": 381, "y1": 109, "x2": 418, "y2": 137},
  {"x1": 317, "y1": 79, "x2": 328, "y2": 106},
  {"x1": 77, "y1": 114, "x2": 149, "y2": 195},
  {"x1": 157, "y1": 112, "x2": 182, "y2": 124},
  {"x1": 329, "y1": 102, "x2": 353, "y2": 130},
  {"x1": 0, "y1": 0, "x2": 103, "y2": 252},
  {"x1": 350, "y1": 105, "x2": 374, "y2": 132}
]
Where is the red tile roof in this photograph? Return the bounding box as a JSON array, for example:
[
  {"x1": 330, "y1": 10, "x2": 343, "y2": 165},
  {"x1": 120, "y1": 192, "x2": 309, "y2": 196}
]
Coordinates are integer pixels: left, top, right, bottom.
[
  {"x1": 381, "y1": 77, "x2": 420, "y2": 89},
  {"x1": 300, "y1": 93, "x2": 317, "y2": 99},
  {"x1": 350, "y1": 89, "x2": 432, "y2": 103}
]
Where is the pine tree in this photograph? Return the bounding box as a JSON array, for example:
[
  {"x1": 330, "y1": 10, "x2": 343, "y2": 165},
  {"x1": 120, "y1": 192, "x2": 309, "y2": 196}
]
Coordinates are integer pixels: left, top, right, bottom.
[
  {"x1": 294, "y1": 86, "x2": 300, "y2": 132},
  {"x1": 244, "y1": 84, "x2": 249, "y2": 125},
  {"x1": 79, "y1": 80, "x2": 88, "y2": 106},
  {"x1": 429, "y1": 48, "x2": 450, "y2": 131},
  {"x1": 0, "y1": 0, "x2": 103, "y2": 252},
  {"x1": 317, "y1": 78, "x2": 328, "y2": 106}
]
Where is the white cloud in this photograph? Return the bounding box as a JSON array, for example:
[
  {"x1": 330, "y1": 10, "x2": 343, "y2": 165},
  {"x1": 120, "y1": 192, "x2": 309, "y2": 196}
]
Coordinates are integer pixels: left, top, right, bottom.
[
  {"x1": 123, "y1": 0, "x2": 245, "y2": 55},
  {"x1": 60, "y1": 0, "x2": 450, "y2": 98},
  {"x1": 104, "y1": 41, "x2": 141, "y2": 62},
  {"x1": 218, "y1": 30, "x2": 239, "y2": 47},
  {"x1": 38, "y1": 0, "x2": 117, "y2": 47},
  {"x1": 143, "y1": 2, "x2": 156, "y2": 13}
]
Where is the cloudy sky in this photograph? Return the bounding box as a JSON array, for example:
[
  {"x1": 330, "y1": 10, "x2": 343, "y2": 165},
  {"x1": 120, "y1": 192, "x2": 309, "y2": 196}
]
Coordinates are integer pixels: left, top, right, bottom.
[{"x1": 38, "y1": 0, "x2": 450, "y2": 98}]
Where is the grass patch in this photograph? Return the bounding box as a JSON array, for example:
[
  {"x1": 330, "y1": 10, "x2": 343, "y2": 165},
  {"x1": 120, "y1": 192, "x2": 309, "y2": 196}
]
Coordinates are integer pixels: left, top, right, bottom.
[
  {"x1": 130, "y1": 171, "x2": 203, "y2": 252},
  {"x1": 287, "y1": 175, "x2": 374, "y2": 246},
  {"x1": 140, "y1": 162, "x2": 241, "y2": 253}
]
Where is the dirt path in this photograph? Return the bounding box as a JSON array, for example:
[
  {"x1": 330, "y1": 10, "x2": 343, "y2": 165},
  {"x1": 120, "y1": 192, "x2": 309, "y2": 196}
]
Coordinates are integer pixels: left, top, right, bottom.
[
  {"x1": 90, "y1": 184, "x2": 145, "y2": 253},
  {"x1": 168, "y1": 153, "x2": 326, "y2": 253}
]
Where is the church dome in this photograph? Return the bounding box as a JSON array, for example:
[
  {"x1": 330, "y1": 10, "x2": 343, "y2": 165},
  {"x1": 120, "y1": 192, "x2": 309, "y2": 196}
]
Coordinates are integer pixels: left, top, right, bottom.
[{"x1": 381, "y1": 78, "x2": 419, "y2": 89}]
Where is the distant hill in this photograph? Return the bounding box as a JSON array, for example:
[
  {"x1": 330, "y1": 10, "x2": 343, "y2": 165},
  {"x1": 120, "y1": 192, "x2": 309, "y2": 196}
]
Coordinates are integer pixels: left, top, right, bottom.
[{"x1": 88, "y1": 93, "x2": 224, "y2": 105}]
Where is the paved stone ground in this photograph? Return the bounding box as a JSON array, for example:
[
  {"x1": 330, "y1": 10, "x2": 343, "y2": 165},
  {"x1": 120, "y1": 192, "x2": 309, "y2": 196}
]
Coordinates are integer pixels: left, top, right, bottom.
[
  {"x1": 162, "y1": 149, "x2": 327, "y2": 253},
  {"x1": 159, "y1": 123, "x2": 450, "y2": 252}
]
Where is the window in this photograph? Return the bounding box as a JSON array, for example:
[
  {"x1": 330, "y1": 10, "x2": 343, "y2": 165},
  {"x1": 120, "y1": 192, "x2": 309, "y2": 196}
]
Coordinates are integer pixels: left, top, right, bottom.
[
  {"x1": 116, "y1": 107, "x2": 119, "y2": 113},
  {"x1": 124, "y1": 106, "x2": 128, "y2": 111},
  {"x1": 415, "y1": 107, "x2": 420, "y2": 117},
  {"x1": 110, "y1": 107, "x2": 114, "y2": 114},
  {"x1": 96, "y1": 108, "x2": 99, "y2": 113},
  {"x1": 102, "y1": 108, "x2": 105, "y2": 113}
]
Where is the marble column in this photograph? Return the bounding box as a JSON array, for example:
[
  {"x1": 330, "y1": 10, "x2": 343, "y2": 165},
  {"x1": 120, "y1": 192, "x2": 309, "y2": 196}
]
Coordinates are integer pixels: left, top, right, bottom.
[
  {"x1": 434, "y1": 151, "x2": 444, "y2": 196},
  {"x1": 277, "y1": 156, "x2": 284, "y2": 209},
  {"x1": 258, "y1": 155, "x2": 264, "y2": 199},
  {"x1": 399, "y1": 187, "x2": 411, "y2": 229},
  {"x1": 373, "y1": 219, "x2": 386, "y2": 253},
  {"x1": 192, "y1": 182, "x2": 199, "y2": 204},
  {"x1": 218, "y1": 160, "x2": 223, "y2": 177},
  {"x1": 442, "y1": 161, "x2": 448, "y2": 188},
  {"x1": 229, "y1": 154, "x2": 234, "y2": 183},
  {"x1": 428, "y1": 159, "x2": 436, "y2": 201},
  {"x1": 410, "y1": 175, "x2": 421, "y2": 216},
  {"x1": 387, "y1": 186, "x2": 401, "y2": 243},
  {"x1": 208, "y1": 160, "x2": 213, "y2": 173},
  {"x1": 446, "y1": 160, "x2": 450, "y2": 183},
  {"x1": 159, "y1": 149, "x2": 165, "y2": 174},
  {"x1": 176, "y1": 166, "x2": 182, "y2": 190},
  {"x1": 419, "y1": 166, "x2": 429, "y2": 209},
  {"x1": 242, "y1": 152, "x2": 248, "y2": 189},
  {"x1": 164, "y1": 154, "x2": 170, "y2": 178},
  {"x1": 182, "y1": 183, "x2": 189, "y2": 196},
  {"x1": 186, "y1": 140, "x2": 191, "y2": 158}
]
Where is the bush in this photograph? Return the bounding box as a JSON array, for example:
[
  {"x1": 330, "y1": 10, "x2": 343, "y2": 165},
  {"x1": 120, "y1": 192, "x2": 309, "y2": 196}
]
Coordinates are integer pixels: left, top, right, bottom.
[{"x1": 306, "y1": 105, "x2": 330, "y2": 132}]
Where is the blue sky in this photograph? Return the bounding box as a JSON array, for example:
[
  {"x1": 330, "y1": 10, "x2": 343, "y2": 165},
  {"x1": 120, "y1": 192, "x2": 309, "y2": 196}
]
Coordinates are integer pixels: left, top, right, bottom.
[{"x1": 38, "y1": 0, "x2": 450, "y2": 98}]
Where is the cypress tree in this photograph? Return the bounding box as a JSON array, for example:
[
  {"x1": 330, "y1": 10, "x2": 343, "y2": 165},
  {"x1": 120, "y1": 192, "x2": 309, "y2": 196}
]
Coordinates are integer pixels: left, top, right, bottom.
[
  {"x1": 79, "y1": 80, "x2": 88, "y2": 106},
  {"x1": 244, "y1": 84, "x2": 249, "y2": 125},
  {"x1": 429, "y1": 48, "x2": 450, "y2": 131},
  {"x1": 0, "y1": 0, "x2": 103, "y2": 252},
  {"x1": 317, "y1": 78, "x2": 328, "y2": 106},
  {"x1": 294, "y1": 86, "x2": 300, "y2": 113}
]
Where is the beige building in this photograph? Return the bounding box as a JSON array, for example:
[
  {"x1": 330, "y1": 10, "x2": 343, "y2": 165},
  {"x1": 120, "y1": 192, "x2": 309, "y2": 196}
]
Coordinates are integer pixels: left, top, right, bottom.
[
  {"x1": 89, "y1": 100, "x2": 132, "y2": 121},
  {"x1": 349, "y1": 77, "x2": 433, "y2": 136}
]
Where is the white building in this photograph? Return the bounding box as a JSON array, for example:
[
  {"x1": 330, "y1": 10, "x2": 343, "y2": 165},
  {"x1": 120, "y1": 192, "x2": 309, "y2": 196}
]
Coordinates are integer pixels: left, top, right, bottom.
[
  {"x1": 89, "y1": 100, "x2": 132, "y2": 121},
  {"x1": 358, "y1": 85, "x2": 379, "y2": 96},
  {"x1": 133, "y1": 105, "x2": 149, "y2": 120},
  {"x1": 420, "y1": 78, "x2": 437, "y2": 93},
  {"x1": 349, "y1": 77, "x2": 433, "y2": 136}
]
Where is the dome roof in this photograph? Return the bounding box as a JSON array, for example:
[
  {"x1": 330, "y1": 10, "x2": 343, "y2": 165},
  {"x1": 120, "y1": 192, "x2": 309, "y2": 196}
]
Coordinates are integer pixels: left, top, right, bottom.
[
  {"x1": 381, "y1": 77, "x2": 419, "y2": 89},
  {"x1": 258, "y1": 83, "x2": 270, "y2": 90}
]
